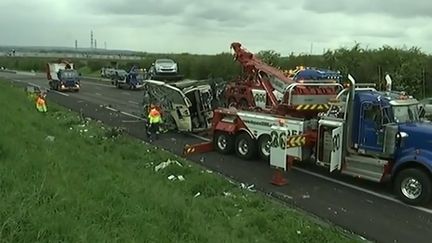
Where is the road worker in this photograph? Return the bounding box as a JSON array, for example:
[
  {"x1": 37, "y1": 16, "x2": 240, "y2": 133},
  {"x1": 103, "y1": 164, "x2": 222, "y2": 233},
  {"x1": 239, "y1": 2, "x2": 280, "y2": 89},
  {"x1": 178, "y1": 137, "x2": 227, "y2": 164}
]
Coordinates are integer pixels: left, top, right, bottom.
[
  {"x1": 147, "y1": 104, "x2": 162, "y2": 140},
  {"x1": 35, "y1": 92, "x2": 47, "y2": 113}
]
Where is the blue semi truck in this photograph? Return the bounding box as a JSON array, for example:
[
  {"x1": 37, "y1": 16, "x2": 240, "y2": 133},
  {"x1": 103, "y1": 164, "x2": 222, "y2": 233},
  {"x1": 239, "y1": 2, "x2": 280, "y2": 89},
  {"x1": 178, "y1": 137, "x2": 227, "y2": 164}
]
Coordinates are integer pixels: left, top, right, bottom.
[{"x1": 47, "y1": 60, "x2": 80, "y2": 92}]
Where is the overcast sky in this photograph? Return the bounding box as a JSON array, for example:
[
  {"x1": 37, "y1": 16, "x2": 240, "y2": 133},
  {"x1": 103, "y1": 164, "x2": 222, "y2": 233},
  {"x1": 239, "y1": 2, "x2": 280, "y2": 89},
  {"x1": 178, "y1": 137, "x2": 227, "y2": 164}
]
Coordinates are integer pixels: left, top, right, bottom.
[{"x1": 0, "y1": 0, "x2": 431, "y2": 55}]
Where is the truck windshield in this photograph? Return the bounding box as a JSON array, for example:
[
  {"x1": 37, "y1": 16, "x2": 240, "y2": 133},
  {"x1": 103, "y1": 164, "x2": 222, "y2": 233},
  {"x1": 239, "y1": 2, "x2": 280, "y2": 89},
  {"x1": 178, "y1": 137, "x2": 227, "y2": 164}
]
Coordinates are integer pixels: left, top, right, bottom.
[
  {"x1": 60, "y1": 71, "x2": 78, "y2": 79},
  {"x1": 392, "y1": 104, "x2": 419, "y2": 123}
]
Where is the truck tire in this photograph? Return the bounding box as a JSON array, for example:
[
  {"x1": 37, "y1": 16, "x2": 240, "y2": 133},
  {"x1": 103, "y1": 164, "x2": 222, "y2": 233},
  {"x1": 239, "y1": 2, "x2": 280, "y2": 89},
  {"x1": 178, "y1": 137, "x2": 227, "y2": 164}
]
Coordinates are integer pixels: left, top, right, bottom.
[
  {"x1": 235, "y1": 133, "x2": 257, "y2": 160},
  {"x1": 394, "y1": 168, "x2": 432, "y2": 206},
  {"x1": 214, "y1": 131, "x2": 234, "y2": 154},
  {"x1": 258, "y1": 134, "x2": 271, "y2": 162}
]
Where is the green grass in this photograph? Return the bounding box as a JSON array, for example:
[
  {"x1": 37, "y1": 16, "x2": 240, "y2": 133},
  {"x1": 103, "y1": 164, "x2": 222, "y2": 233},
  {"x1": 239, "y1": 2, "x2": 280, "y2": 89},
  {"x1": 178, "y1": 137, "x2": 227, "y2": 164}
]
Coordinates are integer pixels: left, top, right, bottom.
[{"x1": 0, "y1": 80, "x2": 361, "y2": 242}]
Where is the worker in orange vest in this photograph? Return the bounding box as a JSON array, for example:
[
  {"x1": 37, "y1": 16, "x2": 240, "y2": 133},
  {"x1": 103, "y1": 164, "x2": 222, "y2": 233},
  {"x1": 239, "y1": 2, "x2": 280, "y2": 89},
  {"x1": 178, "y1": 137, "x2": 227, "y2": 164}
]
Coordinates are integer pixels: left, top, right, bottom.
[
  {"x1": 35, "y1": 92, "x2": 47, "y2": 112},
  {"x1": 147, "y1": 104, "x2": 162, "y2": 140}
]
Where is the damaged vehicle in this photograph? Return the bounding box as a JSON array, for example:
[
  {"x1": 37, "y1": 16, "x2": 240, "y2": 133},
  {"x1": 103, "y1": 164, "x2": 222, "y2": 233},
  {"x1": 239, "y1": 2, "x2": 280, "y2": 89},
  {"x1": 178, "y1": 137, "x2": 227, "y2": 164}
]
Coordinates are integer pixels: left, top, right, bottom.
[
  {"x1": 142, "y1": 79, "x2": 226, "y2": 132},
  {"x1": 112, "y1": 66, "x2": 145, "y2": 90}
]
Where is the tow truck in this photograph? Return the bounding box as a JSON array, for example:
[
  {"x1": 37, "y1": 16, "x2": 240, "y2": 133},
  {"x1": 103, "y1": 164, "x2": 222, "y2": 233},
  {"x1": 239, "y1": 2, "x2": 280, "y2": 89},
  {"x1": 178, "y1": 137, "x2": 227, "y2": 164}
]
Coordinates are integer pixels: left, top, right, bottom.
[{"x1": 183, "y1": 42, "x2": 432, "y2": 206}]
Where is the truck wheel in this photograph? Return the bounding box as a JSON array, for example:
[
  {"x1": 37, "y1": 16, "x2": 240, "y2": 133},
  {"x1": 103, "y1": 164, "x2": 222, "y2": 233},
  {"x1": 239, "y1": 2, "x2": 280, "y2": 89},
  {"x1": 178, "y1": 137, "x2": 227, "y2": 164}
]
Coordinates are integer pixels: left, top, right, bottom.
[
  {"x1": 258, "y1": 135, "x2": 271, "y2": 162},
  {"x1": 235, "y1": 133, "x2": 257, "y2": 160},
  {"x1": 394, "y1": 168, "x2": 432, "y2": 206},
  {"x1": 214, "y1": 132, "x2": 234, "y2": 154}
]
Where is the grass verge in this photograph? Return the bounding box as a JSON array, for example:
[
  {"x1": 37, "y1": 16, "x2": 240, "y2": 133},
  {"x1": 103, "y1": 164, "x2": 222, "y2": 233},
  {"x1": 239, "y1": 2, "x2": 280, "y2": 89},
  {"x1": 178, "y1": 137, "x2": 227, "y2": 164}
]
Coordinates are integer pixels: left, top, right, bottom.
[{"x1": 0, "y1": 80, "x2": 362, "y2": 242}]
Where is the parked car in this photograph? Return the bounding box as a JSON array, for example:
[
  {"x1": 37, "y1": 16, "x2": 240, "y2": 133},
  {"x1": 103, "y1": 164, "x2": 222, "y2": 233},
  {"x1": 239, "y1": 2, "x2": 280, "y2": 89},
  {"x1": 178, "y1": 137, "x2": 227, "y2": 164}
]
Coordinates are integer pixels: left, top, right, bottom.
[{"x1": 419, "y1": 97, "x2": 432, "y2": 118}]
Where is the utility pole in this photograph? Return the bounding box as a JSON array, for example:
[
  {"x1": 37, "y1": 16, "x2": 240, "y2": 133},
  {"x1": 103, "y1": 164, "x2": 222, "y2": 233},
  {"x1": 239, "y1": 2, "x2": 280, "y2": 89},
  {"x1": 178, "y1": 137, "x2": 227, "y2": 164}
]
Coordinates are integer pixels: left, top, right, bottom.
[
  {"x1": 95, "y1": 39, "x2": 97, "y2": 49},
  {"x1": 75, "y1": 40, "x2": 78, "y2": 49},
  {"x1": 310, "y1": 42, "x2": 313, "y2": 55}
]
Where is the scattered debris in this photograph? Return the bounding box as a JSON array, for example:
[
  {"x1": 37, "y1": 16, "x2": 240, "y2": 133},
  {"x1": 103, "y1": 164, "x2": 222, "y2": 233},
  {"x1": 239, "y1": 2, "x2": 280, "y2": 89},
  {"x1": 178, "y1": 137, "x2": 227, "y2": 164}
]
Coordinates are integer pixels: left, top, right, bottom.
[
  {"x1": 194, "y1": 192, "x2": 201, "y2": 198},
  {"x1": 302, "y1": 194, "x2": 310, "y2": 199},
  {"x1": 177, "y1": 175, "x2": 185, "y2": 181},
  {"x1": 296, "y1": 230, "x2": 301, "y2": 235},
  {"x1": 240, "y1": 183, "x2": 256, "y2": 192},
  {"x1": 168, "y1": 175, "x2": 176, "y2": 181},
  {"x1": 154, "y1": 159, "x2": 183, "y2": 172},
  {"x1": 206, "y1": 170, "x2": 213, "y2": 174},
  {"x1": 45, "y1": 135, "x2": 55, "y2": 142}
]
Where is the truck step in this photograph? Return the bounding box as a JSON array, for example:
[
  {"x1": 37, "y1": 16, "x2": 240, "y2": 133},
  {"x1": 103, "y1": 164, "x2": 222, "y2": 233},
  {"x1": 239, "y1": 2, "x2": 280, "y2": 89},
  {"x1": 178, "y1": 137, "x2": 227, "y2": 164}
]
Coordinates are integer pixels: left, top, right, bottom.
[{"x1": 341, "y1": 155, "x2": 387, "y2": 182}]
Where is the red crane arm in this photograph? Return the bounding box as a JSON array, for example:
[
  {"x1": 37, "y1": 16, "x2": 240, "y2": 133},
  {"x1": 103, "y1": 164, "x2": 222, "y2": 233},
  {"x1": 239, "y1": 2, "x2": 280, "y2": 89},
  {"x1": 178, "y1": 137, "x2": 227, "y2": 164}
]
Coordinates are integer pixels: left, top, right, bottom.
[{"x1": 230, "y1": 42, "x2": 293, "y2": 107}]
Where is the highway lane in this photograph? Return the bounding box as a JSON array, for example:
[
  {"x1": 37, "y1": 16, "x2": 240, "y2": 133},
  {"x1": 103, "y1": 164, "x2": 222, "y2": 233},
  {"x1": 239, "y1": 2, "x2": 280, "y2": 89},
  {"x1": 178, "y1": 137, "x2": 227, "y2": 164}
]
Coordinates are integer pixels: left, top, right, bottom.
[
  {"x1": 1, "y1": 72, "x2": 145, "y2": 115},
  {"x1": 3, "y1": 71, "x2": 432, "y2": 243}
]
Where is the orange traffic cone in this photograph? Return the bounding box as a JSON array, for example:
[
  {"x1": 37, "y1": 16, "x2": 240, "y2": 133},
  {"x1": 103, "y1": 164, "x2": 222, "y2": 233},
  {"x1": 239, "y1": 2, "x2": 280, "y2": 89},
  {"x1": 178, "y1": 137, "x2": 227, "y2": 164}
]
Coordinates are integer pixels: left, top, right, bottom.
[{"x1": 271, "y1": 168, "x2": 287, "y2": 186}]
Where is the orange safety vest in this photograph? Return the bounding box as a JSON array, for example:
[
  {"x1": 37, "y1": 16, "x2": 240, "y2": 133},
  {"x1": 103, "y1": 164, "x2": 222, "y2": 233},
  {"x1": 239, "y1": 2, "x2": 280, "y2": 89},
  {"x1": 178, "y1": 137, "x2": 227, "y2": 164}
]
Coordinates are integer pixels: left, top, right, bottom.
[
  {"x1": 148, "y1": 108, "x2": 161, "y2": 124},
  {"x1": 36, "y1": 97, "x2": 45, "y2": 106}
]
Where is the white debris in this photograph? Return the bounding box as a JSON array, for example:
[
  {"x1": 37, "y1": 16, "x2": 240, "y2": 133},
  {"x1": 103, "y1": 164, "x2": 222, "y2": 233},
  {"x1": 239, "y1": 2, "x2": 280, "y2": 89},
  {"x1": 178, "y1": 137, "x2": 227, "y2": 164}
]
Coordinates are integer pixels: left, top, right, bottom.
[
  {"x1": 168, "y1": 175, "x2": 176, "y2": 180},
  {"x1": 194, "y1": 192, "x2": 201, "y2": 198},
  {"x1": 83, "y1": 129, "x2": 88, "y2": 133},
  {"x1": 154, "y1": 159, "x2": 183, "y2": 172},
  {"x1": 296, "y1": 230, "x2": 301, "y2": 235},
  {"x1": 45, "y1": 135, "x2": 55, "y2": 142},
  {"x1": 177, "y1": 175, "x2": 185, "y2": 181},
  {"x1": 302, "y1": 194, "x2": 310, "y2": 199},
  {"x1": 206, "y1": 170, "x2": 213, "y2": 174},
  {"x1": 240, "y1": 183, "x2": 256, "y2": 192}
]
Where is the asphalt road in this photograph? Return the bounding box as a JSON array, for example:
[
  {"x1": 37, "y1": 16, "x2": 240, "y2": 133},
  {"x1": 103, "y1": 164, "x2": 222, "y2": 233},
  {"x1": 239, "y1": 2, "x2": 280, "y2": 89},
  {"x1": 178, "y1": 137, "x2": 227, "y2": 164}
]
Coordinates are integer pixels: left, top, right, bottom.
[{"x1": 3, "y1": 71, "x2": 432, "y2": 243}]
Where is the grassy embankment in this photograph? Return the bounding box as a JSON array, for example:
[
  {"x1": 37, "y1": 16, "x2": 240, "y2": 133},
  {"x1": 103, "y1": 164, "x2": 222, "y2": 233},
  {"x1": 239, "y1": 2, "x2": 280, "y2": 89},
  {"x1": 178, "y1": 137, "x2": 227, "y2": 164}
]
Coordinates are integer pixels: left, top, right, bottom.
[{"x1": 0, "y1": 80, "x2": 361, "y2": 242}]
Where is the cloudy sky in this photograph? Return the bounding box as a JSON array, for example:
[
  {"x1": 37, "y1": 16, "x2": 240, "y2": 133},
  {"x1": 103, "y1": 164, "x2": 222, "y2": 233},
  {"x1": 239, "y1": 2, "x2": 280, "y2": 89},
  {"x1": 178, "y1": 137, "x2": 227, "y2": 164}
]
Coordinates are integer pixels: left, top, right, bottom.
[{"x1": 0, "y1": 0, "x2": 431, "y2": 55}]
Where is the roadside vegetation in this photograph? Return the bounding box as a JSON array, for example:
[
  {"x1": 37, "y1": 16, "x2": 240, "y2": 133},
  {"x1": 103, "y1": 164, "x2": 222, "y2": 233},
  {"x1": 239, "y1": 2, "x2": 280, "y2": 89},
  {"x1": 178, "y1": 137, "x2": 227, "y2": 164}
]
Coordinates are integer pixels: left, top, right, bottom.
[
  {"x1": 0, "y1": 80, "x2": 361, "y2": 242},
  {"x1": 1, "y1": 42, "x2": 431, "y2": 97}
]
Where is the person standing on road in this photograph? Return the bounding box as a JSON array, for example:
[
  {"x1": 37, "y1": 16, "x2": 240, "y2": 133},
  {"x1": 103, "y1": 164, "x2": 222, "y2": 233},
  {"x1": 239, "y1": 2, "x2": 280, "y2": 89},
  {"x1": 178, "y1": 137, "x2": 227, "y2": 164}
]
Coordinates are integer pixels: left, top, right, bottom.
[
  {"x1": 35, "y1": 92, "x2": 47, "y2": 113},
  {"x1": 147, "y1": 104, "x2": 162, "y2": 140}
]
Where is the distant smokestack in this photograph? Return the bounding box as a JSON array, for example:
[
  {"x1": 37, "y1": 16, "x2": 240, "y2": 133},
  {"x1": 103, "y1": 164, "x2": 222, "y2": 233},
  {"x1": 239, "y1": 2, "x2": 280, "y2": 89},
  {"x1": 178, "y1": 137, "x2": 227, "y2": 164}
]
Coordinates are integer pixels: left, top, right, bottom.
[
  {"x1": 75, "y1": 40, "x2": 78, "y2": 49},
  {"x1": 95, "y1": 39, "x2": 97, "y2": 49},
  {"x1": 90, "y1": 30, "x2": 94, "y2": 49}
]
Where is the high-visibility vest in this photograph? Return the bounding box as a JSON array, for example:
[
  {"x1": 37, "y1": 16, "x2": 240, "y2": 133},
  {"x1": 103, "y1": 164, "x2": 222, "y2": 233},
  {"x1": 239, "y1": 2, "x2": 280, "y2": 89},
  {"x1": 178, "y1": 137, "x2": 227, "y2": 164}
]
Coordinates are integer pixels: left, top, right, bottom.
[
  {"x1": 36, "y1": 96, "x2": 47, "y2": 112},
  {"x1": 148, "y1": 108, "x2": 161, "y2": 124}
]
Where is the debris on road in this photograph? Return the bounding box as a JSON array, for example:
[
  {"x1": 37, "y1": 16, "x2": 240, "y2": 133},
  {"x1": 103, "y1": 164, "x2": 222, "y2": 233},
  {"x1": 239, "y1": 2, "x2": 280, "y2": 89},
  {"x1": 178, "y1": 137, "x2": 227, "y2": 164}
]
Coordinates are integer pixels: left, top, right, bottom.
[
  {"x1": 154, "y1": 159, "x2": 183, "y2": 172},
  {"x1": 302, "y1": 194, "x2": 310, "y2": 199}
]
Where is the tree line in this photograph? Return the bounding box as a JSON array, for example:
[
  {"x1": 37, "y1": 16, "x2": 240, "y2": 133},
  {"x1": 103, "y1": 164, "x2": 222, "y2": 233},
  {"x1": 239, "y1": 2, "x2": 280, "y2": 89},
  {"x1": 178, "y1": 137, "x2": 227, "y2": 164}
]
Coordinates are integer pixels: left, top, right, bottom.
[{"x1": 1, "y1": 43, "x2": 431, "y2": 98}]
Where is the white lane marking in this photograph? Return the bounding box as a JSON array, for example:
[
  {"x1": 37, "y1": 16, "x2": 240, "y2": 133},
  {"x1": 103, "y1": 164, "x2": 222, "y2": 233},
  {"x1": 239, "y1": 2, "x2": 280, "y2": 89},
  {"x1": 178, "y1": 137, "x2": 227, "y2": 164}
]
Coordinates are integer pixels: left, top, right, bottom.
[
  {"x1": 121, "y1": 92, "x2": 131, "y2": 96},
  {"x1": 28, "y1": 82, "x2": 41, "y2": 88},
  {"x1": 120, "y1": 111, "x2": 143, "y2": 120},
  {"x1": 187, "y1": 133, "x2": 432, "y2": 214},
  {"x1": 293, "y1": 167, "x2": 432, "y2": 214},
  {"x1": 52, "y1": 91, "x2": 69, "y2": 97},
  {"x1": 128, "y1": 100, "x2": 139, "y2": 105},
  {"x1": 105, "y1": 106, "x2": 118, "y2": 112},
  {"x1": 95, "y1": 93, "x2": 102, "y2": 96}
]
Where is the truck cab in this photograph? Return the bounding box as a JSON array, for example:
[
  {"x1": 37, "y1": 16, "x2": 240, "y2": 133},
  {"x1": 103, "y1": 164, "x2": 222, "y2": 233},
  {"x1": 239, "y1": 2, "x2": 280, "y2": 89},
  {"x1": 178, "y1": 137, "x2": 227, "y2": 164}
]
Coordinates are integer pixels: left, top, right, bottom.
[
  {"x1": 316, "y1": 75, "x2": 432, "y2": 205},
  {"x1": 142, "y1": 79, "x2": 214, "y2": 132},
  {"x1": 47, "y1": 61, "x2": 80, "y2": 92}
]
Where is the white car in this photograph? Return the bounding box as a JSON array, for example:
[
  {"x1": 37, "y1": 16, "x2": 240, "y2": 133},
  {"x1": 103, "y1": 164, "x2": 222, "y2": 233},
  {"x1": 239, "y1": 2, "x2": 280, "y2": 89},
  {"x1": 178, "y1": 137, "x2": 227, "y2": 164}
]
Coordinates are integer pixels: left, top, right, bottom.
[{"x1": 418, "y1": 98, "x2": 432, "y2": 117}]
